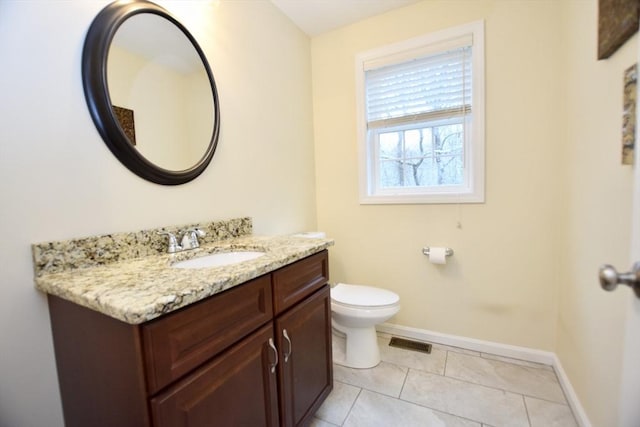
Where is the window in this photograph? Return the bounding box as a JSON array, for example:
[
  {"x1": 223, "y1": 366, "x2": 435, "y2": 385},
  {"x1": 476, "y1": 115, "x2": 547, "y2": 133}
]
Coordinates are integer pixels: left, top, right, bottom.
[{"x1": 356, "y1": 21, "x2": 485, "y2": 204}]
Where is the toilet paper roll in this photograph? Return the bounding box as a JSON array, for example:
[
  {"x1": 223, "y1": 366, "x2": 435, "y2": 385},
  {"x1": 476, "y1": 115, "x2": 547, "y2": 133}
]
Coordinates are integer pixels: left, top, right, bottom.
[{"x1": 429, "y1": 247, "x2": 447, "y2": 265}]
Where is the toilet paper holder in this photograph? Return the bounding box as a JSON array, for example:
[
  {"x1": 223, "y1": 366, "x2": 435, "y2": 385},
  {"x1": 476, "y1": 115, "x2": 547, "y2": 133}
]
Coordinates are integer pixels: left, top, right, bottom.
[{"x1": 422, "y1": 247, "x2": 454, "y2": 257}]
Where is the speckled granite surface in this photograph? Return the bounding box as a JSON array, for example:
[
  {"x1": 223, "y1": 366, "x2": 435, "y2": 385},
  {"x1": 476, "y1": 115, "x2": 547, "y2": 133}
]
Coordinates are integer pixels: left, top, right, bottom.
[
  {"x1": 32, "y1": 217, "x2": 252, "y2": 277},
  {"x1": 32, "y1": 218, "x2": 333, "y2": 325}
]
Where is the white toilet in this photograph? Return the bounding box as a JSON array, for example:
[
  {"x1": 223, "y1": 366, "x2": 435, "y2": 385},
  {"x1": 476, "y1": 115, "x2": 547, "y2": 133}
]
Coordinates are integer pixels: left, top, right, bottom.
[{"x1": 330, "y1": 283, "x2": 400, "y2": 369}]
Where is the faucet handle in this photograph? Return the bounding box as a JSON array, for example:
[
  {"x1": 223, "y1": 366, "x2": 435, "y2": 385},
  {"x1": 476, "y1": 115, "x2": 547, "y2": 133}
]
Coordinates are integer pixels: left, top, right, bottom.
[
  {"x1": 181, "y1": 228, "x2": 206, "y2": 250},
  {"x1": 157, "y1": 231, "x2": 181, "y2": 253},
  {"x1": 191, "y1": 228, "x2": 206, "y2": 238}
]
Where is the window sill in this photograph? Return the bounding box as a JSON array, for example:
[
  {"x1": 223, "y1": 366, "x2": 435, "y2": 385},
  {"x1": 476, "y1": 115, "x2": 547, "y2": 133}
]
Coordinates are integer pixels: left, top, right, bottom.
[{"x1": 359, "y1": 191, "x2": 484, "y2": 205}]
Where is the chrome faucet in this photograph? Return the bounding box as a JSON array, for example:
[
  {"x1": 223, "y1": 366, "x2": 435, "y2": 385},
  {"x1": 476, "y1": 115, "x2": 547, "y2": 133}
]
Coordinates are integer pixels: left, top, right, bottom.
[
  {"x1": 158, "y1": 231, "x2": 181, "y2": 253},
  {"x1": 181, "y1": 228, "x2": 206, "y2": 250},
  {"x1": 158, "y1": 228, "x2": 206, "y2": 253}
]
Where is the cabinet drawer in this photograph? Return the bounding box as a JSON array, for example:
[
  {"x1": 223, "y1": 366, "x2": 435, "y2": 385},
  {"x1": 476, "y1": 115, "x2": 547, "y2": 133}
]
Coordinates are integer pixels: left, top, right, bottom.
[
  {"x1": 272, "y1": 251, "x2": 329, "y2": 315},
  {"x1": 142, "y1": 274, "x2": 273, "y2": 394}
]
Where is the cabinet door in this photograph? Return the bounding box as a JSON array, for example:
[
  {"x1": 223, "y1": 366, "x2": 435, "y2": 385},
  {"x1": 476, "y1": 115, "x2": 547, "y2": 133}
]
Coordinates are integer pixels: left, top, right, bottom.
[
  {"x1": 151, "y1": 324, "x2": 280, "y2": 427},
  {"x1": 275, "y1": 285, "x2": 333, "y2": 427}
]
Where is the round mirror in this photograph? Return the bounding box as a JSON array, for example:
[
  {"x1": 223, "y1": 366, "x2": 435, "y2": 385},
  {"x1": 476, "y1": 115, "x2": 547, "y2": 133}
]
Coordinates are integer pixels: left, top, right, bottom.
[{"x1": 82, "y1": 0, "x2": 220, "y2": 185}]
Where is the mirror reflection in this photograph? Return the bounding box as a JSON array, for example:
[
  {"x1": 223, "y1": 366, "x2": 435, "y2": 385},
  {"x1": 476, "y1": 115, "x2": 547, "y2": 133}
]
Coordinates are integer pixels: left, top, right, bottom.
[{"x1": 107, "y1": 13, "x2": 215, "y2": 171}]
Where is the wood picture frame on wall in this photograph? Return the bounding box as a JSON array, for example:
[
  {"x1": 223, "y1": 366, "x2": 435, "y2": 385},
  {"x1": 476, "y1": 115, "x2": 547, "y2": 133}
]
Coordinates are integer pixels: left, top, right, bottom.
[
  {"x1": 622, "y1": 63, "x2": 637, "y2": 165},
  {"x1": 598, "y1": 0, "x2": 639, "y2": 60}
]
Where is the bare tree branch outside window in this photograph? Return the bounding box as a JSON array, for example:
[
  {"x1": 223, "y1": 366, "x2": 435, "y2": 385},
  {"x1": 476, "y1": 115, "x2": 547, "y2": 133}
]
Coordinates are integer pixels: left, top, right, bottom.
[{"x1": 379, "y1": 123, "x2": 463, "y2": 188}]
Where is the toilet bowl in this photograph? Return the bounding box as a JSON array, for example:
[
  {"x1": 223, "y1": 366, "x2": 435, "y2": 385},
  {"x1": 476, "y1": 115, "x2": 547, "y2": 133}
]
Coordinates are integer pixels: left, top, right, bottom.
[{"x1": 331, "y1": 283, "x2": 400, "y2": 369}]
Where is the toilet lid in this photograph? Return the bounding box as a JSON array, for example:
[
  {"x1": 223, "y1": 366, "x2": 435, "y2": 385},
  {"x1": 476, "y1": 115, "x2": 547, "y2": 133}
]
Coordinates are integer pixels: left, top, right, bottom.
[{"x1": 331, "y1": 283, "x2": 400, "y2": 307}]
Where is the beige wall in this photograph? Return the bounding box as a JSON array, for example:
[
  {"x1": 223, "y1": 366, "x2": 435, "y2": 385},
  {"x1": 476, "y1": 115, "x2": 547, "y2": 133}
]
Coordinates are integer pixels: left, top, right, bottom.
[
  {"x1": 558, "y1": 1, "x2": 637, "y2": 426},
  {"x1": 312, "y1": 0, "x2": 564, "y2": 351},
  {"x1": 0, "y1": 1, "x2": 315, "y2": 426},
  {"x1": 312, "y1": 1, "x2": 638, "y2": 425},
  {"x1": 1, "y1": 0, "x2": 637, "y2": 425}
]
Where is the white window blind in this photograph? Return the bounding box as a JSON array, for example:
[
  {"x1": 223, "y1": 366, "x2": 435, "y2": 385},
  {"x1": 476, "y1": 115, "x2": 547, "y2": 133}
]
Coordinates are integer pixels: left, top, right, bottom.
[
  {"x1": 356, "y1": 21, "x2": 484, "y2": 204},
  {"x1": 364, "y1": 38, "x2": 472, "y2": 130}
]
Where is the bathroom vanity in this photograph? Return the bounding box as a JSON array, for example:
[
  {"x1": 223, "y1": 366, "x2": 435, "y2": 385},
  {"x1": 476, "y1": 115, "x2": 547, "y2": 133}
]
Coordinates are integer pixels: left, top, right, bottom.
[{"x1": 33, "y1": 218, "x2": 334, "y2": 427}]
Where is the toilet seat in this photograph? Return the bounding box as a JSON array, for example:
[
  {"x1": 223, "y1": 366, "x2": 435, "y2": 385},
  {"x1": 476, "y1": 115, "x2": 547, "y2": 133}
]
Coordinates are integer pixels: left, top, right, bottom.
[{"x1": 331, "y1": 283, "x2": 399, "y2": 308}]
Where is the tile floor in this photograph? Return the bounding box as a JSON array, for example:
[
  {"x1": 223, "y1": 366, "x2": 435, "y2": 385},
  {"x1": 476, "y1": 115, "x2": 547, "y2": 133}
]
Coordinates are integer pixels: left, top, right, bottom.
[{"x1": 311, "y1": 333, "x2": 578, "y2": 427}]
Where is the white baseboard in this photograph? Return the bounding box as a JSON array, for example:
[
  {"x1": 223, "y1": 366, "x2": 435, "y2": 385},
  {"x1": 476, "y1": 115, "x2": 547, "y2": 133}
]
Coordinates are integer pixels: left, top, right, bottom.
[
  {"x1": 377, "y1": 323, "x2": 555, "y2": 364},
  {"x1": 551, "y1": 353, "x2": 592, "y2": 427},
  {"x1": 377, "y1": 322, "x2": 591, "y2": 427}
]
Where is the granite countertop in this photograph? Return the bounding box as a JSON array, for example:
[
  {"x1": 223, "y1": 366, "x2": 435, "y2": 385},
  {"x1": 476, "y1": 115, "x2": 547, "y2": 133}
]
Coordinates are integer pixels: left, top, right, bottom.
[{"x1": 33, "y1": 220, "x2": 333, "y2": 325}]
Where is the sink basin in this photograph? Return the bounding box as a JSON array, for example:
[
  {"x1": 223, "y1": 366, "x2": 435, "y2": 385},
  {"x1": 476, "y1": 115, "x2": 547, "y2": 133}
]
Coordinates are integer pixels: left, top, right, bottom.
[{"x1": 172, "y1": 251, "x2": 266, "y2": 269}]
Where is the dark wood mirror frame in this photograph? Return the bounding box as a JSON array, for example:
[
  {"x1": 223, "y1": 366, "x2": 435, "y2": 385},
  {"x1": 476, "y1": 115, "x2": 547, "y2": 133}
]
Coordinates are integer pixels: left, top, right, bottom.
[{"x1": 82, "y1": 0, "x2": 220, "y2": 185}]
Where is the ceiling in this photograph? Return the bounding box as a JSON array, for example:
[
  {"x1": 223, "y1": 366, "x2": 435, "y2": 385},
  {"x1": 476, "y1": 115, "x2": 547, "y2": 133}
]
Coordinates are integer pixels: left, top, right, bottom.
[{"x1": 270, "y1": 0, "x2": 421, "y2": 37}]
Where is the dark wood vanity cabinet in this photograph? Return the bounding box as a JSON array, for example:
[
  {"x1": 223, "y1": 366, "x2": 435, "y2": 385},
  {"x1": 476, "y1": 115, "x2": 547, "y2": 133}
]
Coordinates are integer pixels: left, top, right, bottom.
[{"x1": 48, "y1": 250, "x2": 332, "y2": 427}]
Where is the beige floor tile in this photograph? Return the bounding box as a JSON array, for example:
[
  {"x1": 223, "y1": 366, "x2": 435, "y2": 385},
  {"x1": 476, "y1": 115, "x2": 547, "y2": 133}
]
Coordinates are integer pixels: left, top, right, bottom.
[
  {"x1": 322, "y1": 332, "x2": 577, "y2": 427},
  {"x1": 344, "y1": 389, "x2": 481, "y2": 427},
  {"x1": 379, "y1": 336, "x2": 447, "y2": 375},
  {"x1": 401, "y1": 369, "x2": 529, "y2": 427},
  {"x1": 376, "y1": 331, "x2": 393, "y2": 340},
  {"x1": 310, "y1": 417, "x2": 340, "y2": 427},
  {"x1": 333, "y1": 361, "x2": 408, "y2": 397},
  {"x1": 445, "y1": 351, "x2": 566, "y2": 403},
  {"x1": 315, "y1": 380, "x2": 361, "y2": 426},
  {"x1": 433, "y1": 343, "x2": 481, "y2": 356},
  {"x1": 525, "y1": 396, "x2": 578, "y2": 427}
]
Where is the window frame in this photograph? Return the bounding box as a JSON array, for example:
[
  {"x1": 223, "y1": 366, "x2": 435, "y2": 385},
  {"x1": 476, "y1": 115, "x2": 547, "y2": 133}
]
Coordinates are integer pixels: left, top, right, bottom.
[{"x1": 356, "y1": 20, "x2": 485, "y2": 205}]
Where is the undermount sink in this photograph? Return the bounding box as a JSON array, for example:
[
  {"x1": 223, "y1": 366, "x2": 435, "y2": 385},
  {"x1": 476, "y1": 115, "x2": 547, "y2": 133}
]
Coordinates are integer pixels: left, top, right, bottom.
[{"x1": 172, "y1": 251, "x2": 266, "y2": 269}]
